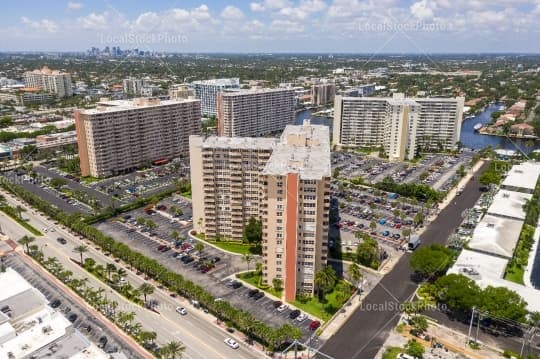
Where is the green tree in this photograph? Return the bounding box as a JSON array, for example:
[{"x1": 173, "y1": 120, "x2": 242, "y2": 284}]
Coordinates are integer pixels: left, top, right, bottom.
[
  {"x1": 480, "y1": 286, "x2": 528, "y2": 323},
  {"x1": 314, "y1": 265, "x2": 338, "y2": 298},
  {"x1": 73, "y1": 245, "x2": 89, "y2": 265},
  {"x1": 242, "y1": 253, "x2": 254, "y2": 272},
  {"x1": 243, "y1": 217, "x2": 262, "y2": 246},
  {"x1": 434, "y1": 274, "x2": 482, "y2": 312},
  {"x1": 160, "y1": 340, "x2": 185, "y2": 359},
  {"x1": 410, "y1": 315, "x2": 429, "y2": 333},
  {"x1": 410, "y1": 244, "x2": 453, "y2": 279},
  {"x1": 194, "y1": 242, "x2": 204, "y2": 257},
  {"x1": 17, "y1": 235, "x2": 35, "y2": 254},
  {"x1": 138, "y1": 283, "x2": 155, "y2": 305},
  {"x1": 272, "y1": 278, "x2": 283, "y2": 292},
  {"x1": 405, "y1": 339, "x2": 425, "y2": 358},
  {"x1": 356, "y1": 236, "x2": 379, "y2": 269},
  {"x1": 346, "y1": 263, "x2": 362, "y2": 290}
]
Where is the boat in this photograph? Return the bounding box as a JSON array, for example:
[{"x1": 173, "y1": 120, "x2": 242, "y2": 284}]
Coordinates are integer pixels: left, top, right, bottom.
[{"x1": 473, "y1": 123, "x2": 483, "y2": 132}]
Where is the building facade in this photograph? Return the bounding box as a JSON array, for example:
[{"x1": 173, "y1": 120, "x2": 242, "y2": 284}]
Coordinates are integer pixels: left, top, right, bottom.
[
  {"x1": 75, "y1": 97, "x2": 201, "y2": 177},
  {"x1": 192, "y1": 78, "x2": 240, "y2": 116},
  {"x1": 217, "y1": 88, "x2": 296, "y2": 137},
  {"x1": 122, "y1": 78, "x2": 146, "y2": 96},
  {"x1": 190, "y1": 120, "x2": 330, "y2": 300},
  {"x1": 333, "y1": 93, "x2": 464, "y2": 160},
  {"x1": 311, "y1": 82, "x2": 336, "y2": 106},
  {"x1": 169, "y1": 84, "x2": 195, "y2": 100},
  {"x1": 23, "y1": 66, "x2": 73, "y2": 98}
]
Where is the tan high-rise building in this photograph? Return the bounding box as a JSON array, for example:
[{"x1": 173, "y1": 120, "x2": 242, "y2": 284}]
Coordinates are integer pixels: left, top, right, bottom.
[
  {"x1": 23, "y1": 66, "x2": 73, "y2": 98},
  {"x1": 333, "y1": 93, "x2": 464, "y2": 160},
  {"x1": 217, "y1": 88, "x2": 295, "y2": 137},
  {"x1": 311, "y1": 82, "x2": 336, "y2": 106},
  {"x1": 190, "y1": 120, "x2": 330, "y2": 300},
  {"x1": 75, "y1": 97, "x2": 201, "y2": 177}
]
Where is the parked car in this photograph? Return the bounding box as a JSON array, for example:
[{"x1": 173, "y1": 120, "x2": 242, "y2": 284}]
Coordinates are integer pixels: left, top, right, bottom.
[
  {"x1": 273, "y1": 300, "x2": 282, "y2": 308},
  {"x1": 296, "y1": 313, "x2": 308, "y2": 322},
  {"x1": 51, "y1": 299, "x2": 61, "y2": 308},
  {"x1": 309, "y1": 320, "x2": 321, "y2": 330},
  {"x1": 277, "y1": 304, "x2": 288, "y2": 312},
  {"x1": 57, "y1": 237, "x2": 67, "y2": 245},
  {"x1": 289, "y1": 310, "x2": 301, "y2": 319},
  {"x1": 248, "y1": 289, "x2": 259, "y2": 298}
]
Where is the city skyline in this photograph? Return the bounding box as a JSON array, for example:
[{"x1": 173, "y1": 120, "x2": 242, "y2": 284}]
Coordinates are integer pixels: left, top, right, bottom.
[{"x1": 1, "y1": 0, "x2": 540, "y2": 53}]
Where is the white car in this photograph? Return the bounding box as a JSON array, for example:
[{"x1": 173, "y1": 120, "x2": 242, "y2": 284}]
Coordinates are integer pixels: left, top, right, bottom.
[
  {"x1": 296, "y1": 313, "x2": 308, "y2": 322},
  {"x1": 224, "y1": 338, "x2": 239, "y2": 349},
  {"x1": 277, "y1": 304, "x2": 288, "y2": 312},
  {"x1": 175, "y1": 307, "x2": 187, "y2": 315},
  {"x1": 118, "y1": 277, "x2": 128, "y2": 285}
]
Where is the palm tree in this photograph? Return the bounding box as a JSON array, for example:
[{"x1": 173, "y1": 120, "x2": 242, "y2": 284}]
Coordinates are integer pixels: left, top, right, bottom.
[
  {"x1": 138, "y1": 283, "x2": 154, "y2": 305},
  {"x1": 73, "y1": 245, "x2": 89, "y2": 265},
  {"x1": 346, "y1": 263, "x2": 362, "y2": 291},
  {"x1": 314, "y1": 265, "x2": 338, "y2": 298},
  {"x1": 139, "y1": 330, "x2": 157, "y2": 346},
  {"x1": 105, "y1": 263, "x2": 117, "y2": 281},
  {"x1": 242, "y1": 253, "x2": 254, "y2": 273},
  {"x1": 171, "y1": 230, "x2": 180, "y2": 242},
  {"x1": 194, "y1": 242, "x2": 204, "y2": 258},
  {"x1": 160, "y1": 341, "x2": 185, "y2": 359},
  {"x1": 15, "y1": 205, "x2": 25, "y2": 219},
  {"x1": 17, "y1": 235, "x2": 35, "y2": 254}
]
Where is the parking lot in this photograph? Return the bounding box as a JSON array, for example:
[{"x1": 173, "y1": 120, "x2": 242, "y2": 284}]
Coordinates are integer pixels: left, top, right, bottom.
[
  {"x1": 332, "y1": 151, "x2": 472, "y2": 191},
  {"x1": 2, "y1": 253, "x2": 142, "y2": 358},
  {"x1": 86, "y1": 159, "x2": 189, "y2": 203},
  {"x1": 95, "y1": 195, "x2": 317, "y2": 340}
]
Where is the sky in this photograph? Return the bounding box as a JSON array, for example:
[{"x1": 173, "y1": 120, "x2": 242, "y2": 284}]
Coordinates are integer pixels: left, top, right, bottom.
[{"x1": 1, "y1": 0, "x2": 540, "y2": 53}]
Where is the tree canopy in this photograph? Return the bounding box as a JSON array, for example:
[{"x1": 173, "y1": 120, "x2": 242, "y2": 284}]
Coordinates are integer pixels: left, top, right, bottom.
[{"x1": 410, "y1": 244, "x2": 454, "y2": 278}]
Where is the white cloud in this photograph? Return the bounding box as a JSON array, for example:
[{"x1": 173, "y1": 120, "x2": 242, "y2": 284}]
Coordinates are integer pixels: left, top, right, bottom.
[
  {"x1": 410, "y1": 0, "x2": 435, "y2": 20},
  {"x1": 270, "y1": 19, "x2": 304, "y2": 33},
  {"x1": 77, "y1": 12, "x2": 108, "y2": 30},
  {"x1": 265, "y1": 0, "x2": 292, "y2": 10},
  {"x1": 221, "y1": 6, "x2": 244, "y2": 21},
  {"x1": 20, "y1": 17, "x2": 58, "y2": 33},
  {"x1": 67, "y1": 1, "x2": 83, "y2": 10},
  {"x1": 250, "y1": 2, "x2": 266, "y2": 12}
]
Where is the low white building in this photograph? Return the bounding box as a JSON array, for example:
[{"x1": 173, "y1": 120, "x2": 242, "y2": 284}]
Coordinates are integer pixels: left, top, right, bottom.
[
  {"x1": 501, "y1": 162, "x2": 540, "y2": 194},
  {"x1": 467, "y1": 215, "x2": 523, "y2": 259},
  {"x1": 487, "y1": 189, "x2": 532, "y2": 220}
]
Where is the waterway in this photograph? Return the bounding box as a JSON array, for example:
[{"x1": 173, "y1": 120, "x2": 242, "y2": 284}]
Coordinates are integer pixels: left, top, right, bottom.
[{"x1": 295, "y1": 103, "x2": 540, "y2": 153}]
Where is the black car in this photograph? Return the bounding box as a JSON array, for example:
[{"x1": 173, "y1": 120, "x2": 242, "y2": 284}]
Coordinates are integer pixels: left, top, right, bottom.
[
  {"x1": 57, "y1": 237, "x2": 67, "y2": 245},
  {"x1": 211, "y1": 257, "x2": 221, "y2": 264},
  {"x1": 231, "y1": 281, "x2": 242, "y2": 289},
  {"x1": 247, "y1": 289, "x2": 259, "y2": 297},
  {"x1": 253, "y1": 292, "x2": 265, "y2": 300},
  {"x1": 273, "y1": 300, "x2": 282, "y2": 308},
  {"x1": 51, "y1": 299, "x2": 61, "y2": 308},
  {"x1": 182, "y1": 256, "x2": 194, "y2": 264},
  {"x1": 289, "y1": 309, "x2": 301, "y2": 319},
  {"x1": 98, "y1": 336, "x2": 108, "y2": 349},
  {"x1": 68, "y1": 314, "x2": 78, "y2": 323}
]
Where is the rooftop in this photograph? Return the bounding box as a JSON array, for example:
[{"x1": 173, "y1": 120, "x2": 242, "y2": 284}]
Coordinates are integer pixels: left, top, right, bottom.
[
  {"x1": 502, "y1": 162, "x2": 540, "y2": 192},
  {"x1": 468, "y1": 214, "x2": 524, "y2": 258},
  {"x1": 448, "y1": 249, "x2": 540, "y2": 313},
  {"x1": 220, "y1": 88, "x2": 293, "y2": 97},
  {"x1": 263, "y1": 120, "x2": 331, "y2": 180},
  {"x1": 200, "y1": 136, "x2": 277, "y2": 151},
  {"x1": 487, "y1": 189, "x2": 532, "y2": 220},
  {"x1": 0, "y1": 268, "x2": 34, "y2": 302},
  {"x1": 192, "y1": 78, "x2": 239, "y2": 86},
  {"x1": 79, "y1": 97, "x2": 199, "y2": 115}
]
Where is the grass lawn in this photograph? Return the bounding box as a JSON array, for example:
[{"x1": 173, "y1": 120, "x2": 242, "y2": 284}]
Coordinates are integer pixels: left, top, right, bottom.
[
  {"x1": 81, "y1": 176, "x2": 101, "y2": 184},
  {"x1": 194, "y1": 232, "x2": 259, "y2": 255},
  {"x1": 291, "y1": 280, "x2": 354, "y2": 321},
  {"x1": 181, "y1": 191, "x2": 192, "y2": 199},
  {"x1": 382, "y1": 347, "x2": 403, "y2": 359},
  {"x1": 504, "y1": 264, "x2": 525, "y2": 285},
  {"x1": 236, "y1": 272, "x2": 283, "y2": 298}
]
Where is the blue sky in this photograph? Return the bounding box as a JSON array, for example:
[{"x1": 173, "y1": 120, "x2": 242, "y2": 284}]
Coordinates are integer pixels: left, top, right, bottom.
[{"x1": 1, "y1": 0, "x2": 540, "y2": 53}]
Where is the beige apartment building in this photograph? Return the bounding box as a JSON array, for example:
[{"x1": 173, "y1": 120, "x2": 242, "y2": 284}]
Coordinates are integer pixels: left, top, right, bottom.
[
  {"x1": 75, "y1": 97, "x2": 201, "y2": 177},
  {"x1": 334, "y1": 93, "x2": 464, "y2": 160},
  {"x1": 23, "y1": 66, "x2": 73, "y2": 98},
  {"x1": 311, "y1": 82, "x2": 336, "y2": 106},
  {"x1": 190, "y1": 120, "x2": 330, "y2": 300},
  {"x1": 217, "y1": 88, "x2": 295, "y2": 137}
]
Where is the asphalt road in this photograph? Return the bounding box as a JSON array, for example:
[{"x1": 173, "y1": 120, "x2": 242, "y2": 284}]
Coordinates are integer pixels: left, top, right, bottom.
[
  {"x1": 0, "y1": 190, "x2": 264, "y2": 359},
  {"x1": 320, "y1": 162, "x2": 490, "y2": 359}
]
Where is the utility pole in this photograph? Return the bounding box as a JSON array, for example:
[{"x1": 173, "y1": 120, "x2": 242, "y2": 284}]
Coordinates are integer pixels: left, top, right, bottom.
[
  {"x1": 467, "y1": 307, "x2": 476, "y2": 344},
  {"x1": 474, "y1": 312, "x2": 482, "y2": 344}
]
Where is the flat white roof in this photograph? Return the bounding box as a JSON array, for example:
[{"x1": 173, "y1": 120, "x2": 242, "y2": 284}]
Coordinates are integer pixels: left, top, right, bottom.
[
  {"x1": 80, "y1": 97, "x2": 199, "y2": 115},
  {"x1": 449, "y1": 249, "x2": 540, "y2": 313},
  {"x1": 468, "y1": 214, "x2": 523, "y2": 258},
  {"x1": 201, "y1": 136, "x2": 277, "y2": 150},
  {"x1": 487, "y1": 189, "x2": 532, "y2": 220},
  {"x1": 502, "y1": 162, "x2": 540, "y2": 191},
  {"x1": 0, "y1": 268, "x2": 34, "y2": 302}
]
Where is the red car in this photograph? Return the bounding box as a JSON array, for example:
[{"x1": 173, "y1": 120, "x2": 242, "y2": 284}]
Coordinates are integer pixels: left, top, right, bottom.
[
  {"x1": 395, "y1": 223, "x2": 402, "y2": 229},
  {"x1": 309, "y1": 320, "x2": 321, "y2": 330}
]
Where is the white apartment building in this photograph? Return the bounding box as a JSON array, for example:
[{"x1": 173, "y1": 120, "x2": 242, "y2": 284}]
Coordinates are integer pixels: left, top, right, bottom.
[
  {"x1": 217, "y1": 88, "x2": 296, "y2": 137},
  {"x1": 122, "y1": 78, "x2": 146, "y2": 96},
  {"x1": 75, "y1": 97, "x2": 201, "y2": 177},
  {"x1": 192, "y1": 78, "x2": 240, "y2": 116},
  {"x1": 23, "y1": 66, "x2": 73, "y2": 98},
  {"x1": 190, "y1": 120, "x2": 330, "y2": 300},
  {"x1": 311, "y1": 82, "x2": 336, "y2": 106},
  {"x1": 333, "y1": 93, "x2": 464, "y2": 160}
]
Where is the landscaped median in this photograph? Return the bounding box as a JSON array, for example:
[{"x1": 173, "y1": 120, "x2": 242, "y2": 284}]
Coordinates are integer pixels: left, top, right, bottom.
[{"x1": 0, "y1": 203, "x2": 42, "y2": 236}]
